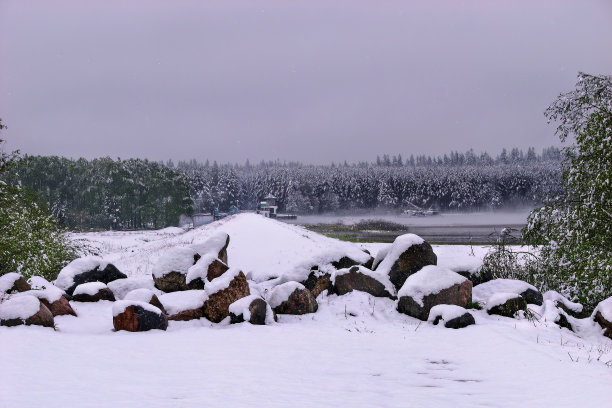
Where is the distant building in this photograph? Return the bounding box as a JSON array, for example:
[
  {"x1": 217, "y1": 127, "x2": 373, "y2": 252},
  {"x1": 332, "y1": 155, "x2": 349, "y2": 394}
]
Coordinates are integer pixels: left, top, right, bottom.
[
  {"x1": 257, "y1": 194, "x2": 278, "y2": 218},
  {"x1": 193, "y1": 213, "x2": 214, "y2": 227}
]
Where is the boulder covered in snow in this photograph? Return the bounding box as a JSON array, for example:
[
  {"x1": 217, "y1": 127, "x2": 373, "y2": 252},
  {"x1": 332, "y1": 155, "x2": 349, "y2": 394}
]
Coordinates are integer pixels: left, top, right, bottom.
[
  {"x1": 107, "y1": 277, "x2": 158, "y2": 300},
  {"x1": 473, "y1": 279, "x2": 543, "y2": 306},
  {"x1": 396, "y1": 265, "x2": 472, "y2": 321},
  {"x1": 185, "y1": 254, "x2": 229, "y2": 289},
  {"x1": 593, "y1": 297, "x2": 612, "y2": 339},
  {"x1": 300, "y1": 269, "x2": 332, "y2": 298},
  {"x1": 55, "y1": 256, "x2": 126, "y2": 295},
  {"x1": 333, "y1": 265, "x2": 396, "y2": 299},
  {"x1": 269, "y1": 282, "x2": 318, "y2": 315},
  {"x1": 0, "y1": 273, "x2": 31, "y2": 294},
  {"x1": 0, "y1": 295, "x2": 54, "y2": 328},
  {"x1": 124, "y1": 288, "x2": 167, "y2": 315},
  {"x1": 152, "y1": 247, "x2": 200, "y2": 292},
  {"x1": 486, "y1": 293, "x2": 527, "y2": 318},
  {"x1": 375, "y1": 234, "x2": 437, "y2": 290},
  {"x1": 159, "y1": 290, "x2": 208, "y2": 321},
  {"x1": 202, "y1": 269, "x2": 250, "y2": 323},
  {"x1": 72, "y1": 282, "x2": 116, "y2": 302},
  {"x1": 23, "y1": 276, "x2": 75, "y2": 316},
  {"x1": 229, "y1": 295, "x2": 275, "y2": 325},
  {"x1": 191, "y1": 231, "x2": 230, "y2": 265},
  {"x1": 543, "y1": 291, "x2": 586, "y2": 319},
  {"x1": 428, "y1": 305, "x2": 475, "y2": 329},
  {"x1": 112, "y1": 300, "x2": 168, "y2": 332}
]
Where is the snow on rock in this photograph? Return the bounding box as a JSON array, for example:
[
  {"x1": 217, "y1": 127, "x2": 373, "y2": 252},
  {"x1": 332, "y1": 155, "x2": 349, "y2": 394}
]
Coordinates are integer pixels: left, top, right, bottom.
[
  {"x1": 0, "y1": 295, "x2": 41, "y2": 320},
  {"x1": 474, "y1": 279, "x2": 542, "y2": 305},
  {"x1": 486, "y1": 293, "x2": 527, "y2": 318},
  {"x1": 0, "y1": 273, "x2": 30, "y2": 293},
  {"x1": 186, "y1": 254, "x2": 228, "y2": 285},
  {"x1": 124, "y1": 288, "x2": 156, "y2": 303},
  {"x1": 543, "y1": 290, "x2": 584, "y2": 315},
  {"x1": 107, "y1": 277, "x2": 158, "y2": 300},
  {"x1": 371, "y1": 245, "x2": 391, "y2": 270},
  {"x1": 427, "y1": 304, "x2": 470, "y2": 323},
  {"x1": 159, "y1": 290, "x2": 208, "y2": 316},
  {"x1": 73, "y1": 282, "x2": 108, "y2": 297},
  {"x1": 228, "y1": 295, "x2": 274, "y2": 325},
  {"x1": 151, "y1": 247, "x2": 198, "y2": 279},
  {"x1": 397, "y1": 266, "x2": 467, "y2": 307},
  {"x1": 268, "y1": 282, "x2": 305, "y2": 309},
  {"x1": 55, "y1": 256, "x2": 107, "y2": 291},
  {"x1": 112, "y1": 300, "x2": 168, "y2": 332},
  {"x1": 375, "y1": 234, "x2": 425, "y2": 274},
  {"x1": 486, "y1": 292, "x2": 522, "y2": 309},
  {"x1": 204, "y1": 268, "x2": 242, "y2": 296},
  {"x1": 332, "y1": 265, "x2": 396, "y2": 298},
  {"x1": 190, "y1": 231, "x2": 230, "y2": 263},
  {"x1": 112, "y1": 300, "x2": 162, "y2": 317},
  {"x1": 16, "y1": 286, "x2": 64, "y2": 304},
  {"x1": 593, "y1": 297, "x2": 612, "y2": 338},
  {"x1": 28, "y1": 276, "x2": 57, "y2": 291}
]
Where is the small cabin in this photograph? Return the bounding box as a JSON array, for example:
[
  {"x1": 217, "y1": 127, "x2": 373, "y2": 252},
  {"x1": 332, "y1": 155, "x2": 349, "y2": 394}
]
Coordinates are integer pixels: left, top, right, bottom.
[{"x1": 257, "y1": 194, "x2": 278, "y2": 218}]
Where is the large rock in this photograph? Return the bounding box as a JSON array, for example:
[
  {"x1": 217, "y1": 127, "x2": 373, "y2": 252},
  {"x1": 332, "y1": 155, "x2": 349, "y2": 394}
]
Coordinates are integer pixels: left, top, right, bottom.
[
  {"x1": 269, "y1": 282, "x2": 318, "y2": 315},
  {"x1": 593, "y1": 297, "x2": 612, "y2": 339},
  {"x1": 24, "y1": 276, "x2": 76, "y2": 317},
  {"x1": 0, "y1": 295, "x2": 54, "y2": 328},
  {"x1": 333, "y1": 265, "x2": 396, "y2": 299},
  {"x1": 486, "y1": 293, "x2": 527, "y2": 318},
  {"x1": 375, "y1": 234, "x2": 437, "y2": 290},
  {"x1": 107, "y1": 277, "x2": 158, "y2": 300},
  {"x1": 185, "y1": 254, "x2": 229, "y2": 289},
  {"x1": 72, "y1": 282, "x2": 116, "y2": 302},
  {"x1": 124, "y1": 288, "x2": 167, "y2": 315},
  {"x1": 112, "y1": 301, "x2": 168, "y2": 332},
  {"x1": 0, "y1": 273, "x2": 31, "y2": 294},
  {"x1": 397, "y1": 266, "x2": 472, "y2": 321},
  {"x1": 229, "y1": 295, "x2": 275, "y2": 325},
  {"x1": 55, "y1": 257, "x2": 127, "y2": 295},
  {"x1": 473, "y1": 279, "x2": 543, "y2": 306},
  {"x1": 428, "y1": 305, "x2": 475, "y2": 329},
  {"x1": 152, "y1": 247, "x2": 200, "y2": 292},
  {"x1": 300, "y1": 269, "x2": 332, "y2": 298},
  {"x1": 159, "y1": 290, "x2": 208, "y2": 321},
  {"x1": 203, "y1": 269, "x2": 250, "y2": 323},
  {"x1": 331, "y1": 256, "x2": 361, "y2": 270},
  {"x1": 191, "y1": 231, "x2": 231, "y2": 264}
]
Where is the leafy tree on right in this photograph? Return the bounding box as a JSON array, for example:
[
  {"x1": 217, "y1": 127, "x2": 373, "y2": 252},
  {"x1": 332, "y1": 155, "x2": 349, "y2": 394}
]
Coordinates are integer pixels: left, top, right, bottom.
[{"x1": 523, "y1": 73, "x2": 611, "y2": 309}]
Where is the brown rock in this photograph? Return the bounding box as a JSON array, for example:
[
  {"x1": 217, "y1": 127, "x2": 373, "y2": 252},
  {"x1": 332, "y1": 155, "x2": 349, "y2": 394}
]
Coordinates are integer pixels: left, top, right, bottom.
[
  {"x1": 40, "y1": 296, "x2": 76, "y2": 317},
  {"x1": 154, "y1": 271, "x2": 192, "y2": 292},
  {"x1": 203, "y1": 271, "x2": 250, "y2": 323},
  {"x1": 379, "y1": 240, "x2": 437, "y2": 290},
  {"x1": 169, "y1": 308, "x2": 203, "y2": 321},
  {"x1": 0, "y1": 273, "x2": 31, "y2": 293},
  {"x1": 113, "y1": 304, "x2": 168, "y2": 332},
  {"x1": 301, "y1": 271, "x2": 332, "y2": 297},
  {"x1": 594, "y1": 311, "x2": 612, "y2": 339},
  {"x1": 1, "y1": 301, "x2": 55, "y2": 328},
  {"x1": 397, "y1": 280, "x2": 472, "y2": 321},
  {"x1": 72, "y1": 287, "x2": 115, "y2": 302},
  {"x1": 273, "y1": 287, "x2": 318, "y2": 315},
  {"x1": 334, "y1": 266, "x2": 395, "y2": 299},
  {"x1": 206, "y1": 258, "x2": 230, "y2": 281}
]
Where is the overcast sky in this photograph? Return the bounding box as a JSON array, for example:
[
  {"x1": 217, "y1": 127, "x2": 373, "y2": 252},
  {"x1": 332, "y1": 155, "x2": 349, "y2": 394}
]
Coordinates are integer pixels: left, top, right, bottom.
[{"x1": 1, "y1": 0, "x2": 611, "y2": 164}]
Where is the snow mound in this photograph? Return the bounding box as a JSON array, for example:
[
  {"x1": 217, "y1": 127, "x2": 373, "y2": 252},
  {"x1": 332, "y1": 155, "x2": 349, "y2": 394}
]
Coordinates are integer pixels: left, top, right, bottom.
[
  {"x1": 190, "y1": 231, "x2": 229, "y2": 257},
  {"x1": 397, "y1": 265, "x2": 467, "y2": 306},
  {"x1": 55, "y1": 256, "x2": 107, "y2": 291},
  {"x1": 124, "y1": 288, "x2": 156, "y2": 303},
  {"x1": 205, "y1": 268, "x2": 242, "y2": 295},
  {"x1": 427, "y1": 304, "x2": 470, "y2": 323},
  {"x1": 0, "y1": 295, "x2": 40, "y2": 320},
  {"x1": 159, "y1": 290, "x2": 208, "y2": 315},
  {"x1": 268, "y1": 282, "x2": 305, "y2": 309},
  {"x1": 486, "y1": 292, "x2": 520, "y2": 309},
  {"x1": 28, "y1": 276, "x2": 57, "y2": 291},
  {"x1": 107, "y1": 277, "x2": 157, "y2": 300},
  {"x1": 543, "y1": 290, "x2": 583, "y2": 314},
  {"x1": 73, "y1": 282, "x2": 107, "y2": 296},
  {"x1": 186, "y1": 254, "x2": 224, "y2": 285},
  {"x1": 112, "y1": 300, "x2": 162, "y2": 317},
  {"x1": 0, "y1": 273, "x2": 23, "y2": 293},
  {"x1": 593, "y1": 296, "x2": 612, "y2": 322},
  {"x1": 375, "y1": 233, "x2": 425, "y2": 275},
  {"x1": 333, "y1": 265, "x2": 396, "y2": 296},
  {"x1": 473, "y1": 279, "x2": 538, "y2": 304},
  {"x1": 151, "y1": 247, "x2": 198, "y2": 279}
]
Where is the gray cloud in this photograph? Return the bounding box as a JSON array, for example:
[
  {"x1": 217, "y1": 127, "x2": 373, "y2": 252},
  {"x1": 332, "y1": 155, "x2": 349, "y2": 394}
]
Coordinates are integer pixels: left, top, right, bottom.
[{"x1": 1, "y1": 0, "x2": 611, "y2": 163}]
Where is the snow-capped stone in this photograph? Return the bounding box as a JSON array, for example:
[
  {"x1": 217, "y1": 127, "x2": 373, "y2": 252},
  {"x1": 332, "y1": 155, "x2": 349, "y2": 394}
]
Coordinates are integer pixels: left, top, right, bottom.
[
  {"x1": 229, "y1": 295, "x2": 275, "y2": 325},
  {"x1": 372, "y1": 245, "x2": 390, "y2": 270},
  {"x1": 269, "y1": 282, "x2": 318, "y2": 315},
  {"x1": 186, "y1": 254, "x2": 228, "y2": 285},
  {"x1": 72, "y1": 282, "x2": 115, "y2": 302},
  {"x1": 543, "y1": 290, "x2": 585, "y2": 318},
  {"x1": 203, "y1": 270, "x2": 250, "y2": 323},
  {"x1": 397, "y1": 265, "x2": 472, "y2": 321},
  {"x1": 428, "y1": 305, "x2": 475, "y2": 329},
  {"x1": 152, "y1": 247, "x2": 201, "y2": 292},
  {"x1": 0, "y1": 295, "x2": 54, "y2": 328},
  {"x1": 375, "y1": 233, "x2": 437, "y2": 290},
  {"x1": 159, "y1": 290, "x2": 208, "y2": 321},
  {"x1": 0, "y1": 273, "x2": 31, "y2": 294},
  {"x1": 593, "y1": 296, "x2": 612, "y2": 339},
  {"x1": 14, "y1": 287, "x2": 76, "y2": 317},
  {"x1": 124, "y1": 288, "x2": 166, "y2": 315},
  {"x1": 300, "y1": 269, "x2": 333, "y2": 298},
  {"x1": 112, "y1": 300, "x2": 168, "y2": 332},
  {"x1": 55, "y1": 256, "x2": 126, "y2": 295},
  {"x1": 332, "y1": 265, "x2": 396, "y2": 299},
  {"x1": 540, "y1": 300, "x2": 573, "y2": 331},
  {"x1": 486, "y1": 293, "x2": 527, "y2": 318},
  {"x1": 473, "y1": 279, "x2": 543, "y2": 306},
  {"x1": 107, "y1": 277, "x2": 158, "y2": 300},
  {"x1": 28, "y1": 276, "x2": 59, "y2": 292},
  {"x1": 190, "y1": 231, "x2": 230, "y2": 264}
]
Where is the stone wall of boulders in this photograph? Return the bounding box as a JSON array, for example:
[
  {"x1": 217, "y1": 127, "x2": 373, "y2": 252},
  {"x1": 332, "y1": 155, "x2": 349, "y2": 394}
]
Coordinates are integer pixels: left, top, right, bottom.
[{"x1": 1, "y1": 231, "x2": 611, "y2": 339}]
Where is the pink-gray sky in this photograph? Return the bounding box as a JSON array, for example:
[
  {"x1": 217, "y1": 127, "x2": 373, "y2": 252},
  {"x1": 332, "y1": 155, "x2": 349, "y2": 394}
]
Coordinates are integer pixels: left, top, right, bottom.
[{"x1": 1, "y1": 0, "x2": 611, "y2": 163}]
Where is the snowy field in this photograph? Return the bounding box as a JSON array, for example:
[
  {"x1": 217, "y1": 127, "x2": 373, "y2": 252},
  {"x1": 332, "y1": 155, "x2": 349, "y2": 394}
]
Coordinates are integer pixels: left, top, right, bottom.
[{"x1": 1, "y1": 214, "x2": 611, "y2": 408}]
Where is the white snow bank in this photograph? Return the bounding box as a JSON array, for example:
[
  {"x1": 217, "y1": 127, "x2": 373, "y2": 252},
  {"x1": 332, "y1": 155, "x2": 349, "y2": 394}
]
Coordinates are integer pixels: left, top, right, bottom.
[
  {"x1": 186, "y1": 254, "x2": 225, "y2": 285},
  {"x1": 543, "y1": 290, "x2": 583, "y2": 314},
  {"x1": 159, "y1": 290, "x2": 208, "y2": 315},
  {"x1": 593, "y1": 296, "x2": 612, "y2": 322},
  {"x1": 0, "y1": 295, "x2": 40, "y2": 320},
  {"x1": 333, "y1": 265, "x2": 396, "y2": 296},
  {"x1": 375, "y1": 234, "x2": 425, "y2": 275},
  {"x1": 151, "y1": 246, "x2": 197, "y2": 279},
  {"x1": 112, "y1": 300, "x2": 162, "y2": 317},
  {"x1": 473, "y1": 279, "x2": 537, "y2": 304},
  {"x1": 55, "y1": 256, "x2": 107, "y2": 290},
  {"x1": 124, "y1": 288, "x2": 156, "y2": 303},
  {"x1": 107, "y1": 277, "x2": 157, "y2": 300},
  {"x1": 156, "y1": 227, "x2": 185, "y2": 234},
  {"x1": 204, "y1": 268, "x2": 242, "y2": 296},
  {"x1": 190, "y1": 231, "x2": 229, "y2": 256},
  {"x1": 427, "y1": 304, "x2": 469, "y2": 323},
  {"x1": 268, "y1": 282, "x2": 305, "y2": 309},
  {"x1": 397, "y1": 265, "x2": 467, "y2": 306},
  {"x1": 0, "y1": 273, "x2": 22, "y2": 293},
  {"x1": 486, "y1": 292, "x2": 521, "y2": 309},
  {"x1": 73, "y1": 282, "x2": 107, "y2": 296}
]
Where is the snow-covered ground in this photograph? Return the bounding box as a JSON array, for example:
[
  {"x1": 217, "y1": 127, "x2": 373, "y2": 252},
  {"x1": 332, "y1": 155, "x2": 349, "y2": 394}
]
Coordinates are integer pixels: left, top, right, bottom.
[{"x1": 2, "y1": 214, "x2": 611, "y2": 408}]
